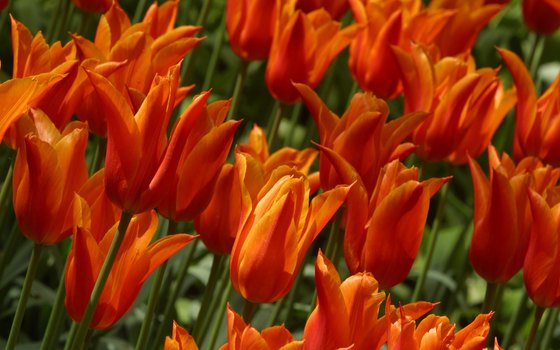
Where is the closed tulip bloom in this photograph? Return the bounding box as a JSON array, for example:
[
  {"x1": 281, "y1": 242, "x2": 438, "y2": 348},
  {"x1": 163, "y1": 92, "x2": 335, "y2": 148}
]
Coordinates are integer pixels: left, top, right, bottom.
[
  {"x1": 13, "y1": 109, "x2": 88, "y2": 245},
  {"x1": 65, "y1": 211, "x2": 196, "y2": 329},
  {"x1": 0, "y1": 0, "x2": 7, "y2": 10},
  {"x1": 219, "y1": 304, "x2": 303, "y2": 350},
  {"x1": 394, "y1": 44, "x2": 516, "y2": 164},
  {"x1": 388, "y1": 311, "x2": 495, "y2": 349},
  {"x1": 524, "y1": 190, "x2": 560, "y2": 308},
  {"x1": 71, "y1": 0, "x2": 112, "y2": 13},
  {"x1": 522, "y1": 0, "x2": 560, "y2": 34},
  {"x1": 265, "y1": 0, "x2": 359, "y2": 103},
  {"x1": 296, "y1": 83, "x2": 425, "y2": 194},
  {"x1": 304, "y1": 251, "x2": 435, "y2": 350},
  {"x1": 164, "y1": 321, "x2": 199, "y2": 350},
  {"x1": 320, "y1": 146, "x2": 448, "y2": 288},
  {"x1": 467, "y1": 146, "x2": 558, "y2": 284},
  {"x1": 226, "y1": 0, "x2": 277, "y2": 60},
  {"x1": 499, "y1": 48, "x2": 560, "y2": 165},
  {"x1": 296, "y1": 0, "x2": 349, "y2": 19},
  {"x1": 230, "y1": 166, "x2": 349, "y2": 303}
]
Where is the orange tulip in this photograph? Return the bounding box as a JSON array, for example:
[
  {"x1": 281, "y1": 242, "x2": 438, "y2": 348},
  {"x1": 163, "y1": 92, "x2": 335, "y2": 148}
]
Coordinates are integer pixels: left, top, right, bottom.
[
  {"x1": 195, "y1": 125, "x2": 317, "y2": 255},
  {"x1": 498, "y1": 48, "x2": 560, "y2": 165},
  {"x1": 13, "y1": 109, "x2": 88, "y2": 245},
  {"x1": 65, "y1": 211, "x2": 196, "y2": 329},
  {"x1": 164, "y1": 321, "x2": 199, "y2": 350},
  {"x1": 219, "y1": 304, "x2": 303, "y2": 350},
  {"x1": 226, "y1": 0, "x2": 277, "y2": 60},
  {"x1": 522, "y1": 0, "x2": 560, "y2": 34},
  {"x1": 387, "y1": 310, "x2": 495, "y2": 349},
  {"x1": 524, "y1": 190, "x2": 560, "y2": 308},
  {"x1": 320, "y1": 146, "x2": 449, "y2": 288},
  {"x1": 230, "y1": 166, "x2": 349, "y2": 303},
  {"x1": 296, "y1": 0, "x2": 349, "y2": 19},
  {"x1": 304, "y1": 250, "x2": 435, "y2": 350},
  {"x1": 71, "y1": 0, "x2": 112, "y2": 13},
  {"x1": 394, "y1": 44, "x2": 516, "y2": 163},
  {"x1": 265, "y1": 0, "x2": 359, "y2": 103},
  {"x1": 296, "y1": 83, "x2": 425, "y2": 194}
]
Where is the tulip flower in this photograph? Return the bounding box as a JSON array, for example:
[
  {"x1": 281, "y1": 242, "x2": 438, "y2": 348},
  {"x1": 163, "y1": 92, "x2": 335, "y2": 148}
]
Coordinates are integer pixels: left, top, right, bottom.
[
  {"x1": 296, "y1": 83, "x2": 425, "y2": 194},
  {"x1": 296, "y1": 0, "x2": 349, "y2": 19},
  {"x1": 226, "y1": 0, "x2": 277, "y2": 60},
  {"x1": 394, "y1": 44, "x2": 516, "y2": 164},
  {"x1": 522, "y1": 0, "x2": 560, "y2": 35},
  {"x1": 387, "y1": 311, "x2": 496, "y2": 349},
  {"x1": 195, "y1": 125, "x2": 317, "y2": 255},
  {"x1": 0, "y1": 0, "x2": 7, "y2": 10},
  {"x1": 319, "y1": 146, "x2": 449, "y2": 288},
  {"x1": 265, "y1": 0, "x2": 359, "y2": 103},
  {"x1": 72, "y1": 0, "x2": 111, "y2": 13},
  {"x1": 220, "y1": 304, "x2": 303, "y2": 350},
  {"x1": 524, "y1": 190, "x2": 560, "y2": 308},
  {"x1": 468, "y1": 146, "x2": 533, "y2": 284},
  {"x1": 164, "y1": 321, "x2": 199, "y2": 350},
  {"x1": 230, "y1": 166, "x2": 350, "y2": 303},
  {"x1": 498, "y1": 48, "x2": 560, "y2": 165},
  {"x1": 65, "y1": 211, "x2": 196, "y2": 329},
  {"x1": 304, "y1": 251, "x2": 435, "y2": 350},
  {"x1": 13, "y1": 109, "x2": 88, "y2": 245}
]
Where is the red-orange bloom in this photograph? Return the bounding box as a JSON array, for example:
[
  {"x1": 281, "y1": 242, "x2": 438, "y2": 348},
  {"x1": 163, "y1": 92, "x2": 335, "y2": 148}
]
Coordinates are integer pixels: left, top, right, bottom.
[
  {"x1": 164, "y1": 321, "x2": 199, "y2": 350},
  {"x1": 296, "y1": 83, "x2": 425, "y2": 194},
  {"x1": 296, "y1": 0, "x2": 348, "y2": 19},
  {"x1": 524, "y1": 190, "x2": 560, "y2": 308},
  {"x1": 226, "y1": 0, "x2": 277, "y2": 60},
  {"x1": 71, "y1": 0, "x2": 112, "y2": 13},
  {"x1": 387, "y1": 310, "x2": 496, "y2": 349},
  {"x1": 522, "y1": 0, "x2": 560, "y2": 35},
  {"x1": 13, "y1": 109, "x2": 88, "y2": 245},
  {"x1": 0, "y1": 0, "x2": 7, "y2": 10},
  {"x1": 321, "y1": 147, "x2": 448, "y2": 289},
  {"x1": 499, "y1": 48, "x2": 560, "y2": 165},
  {"x1": 219, "y1": 304, "x2": 303, "y2": 350},
  {"x1": 65, "y1": 211, "x2": 196, "y2": 329},
  {"x1": 265, "y1": 0, "x2": 359, "y2": 103},
  {"x1": 230, "y1": 166, "x2": 349, "y2": 303},
  {"x1": 394, "y1": 44, "x2": 516, "y2": 163},
  {"x1": 303, "y1": 251, "x2": 435, "y2": 350},
  {"x1": 195, "y1": 125, "x2": 317, "y2": 255},
  {"x1": 468, "y1": 146, "x2": 560, "y2": 284}
]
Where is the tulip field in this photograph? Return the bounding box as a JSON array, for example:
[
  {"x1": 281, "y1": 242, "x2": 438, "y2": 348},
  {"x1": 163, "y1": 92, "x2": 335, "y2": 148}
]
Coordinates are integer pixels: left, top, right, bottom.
[{"x1": 1, "y1": 0, "x2": 560, "y2": 349}]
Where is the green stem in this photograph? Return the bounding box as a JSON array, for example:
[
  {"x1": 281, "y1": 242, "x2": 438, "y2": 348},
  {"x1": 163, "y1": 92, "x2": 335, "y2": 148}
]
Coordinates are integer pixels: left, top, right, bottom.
[
  {"x1": 152, "y1": 239, "x2": 199, "y2": 349},
  {"x1": 503, "y1": 290, "x2": 530, "y2": 348},
  {"x1": 411, "y1": 181, "x2": 450, "y2": 301},
  {"x1": 227, "y1": 60, "x2": 249, "y2": 121},
  {"x1": 286, "y1": 102, "x2": 303, "y2": 147},
  {"x1": 132, "y1": 0, "x2": 149, "y2": 23},
  {"x1": 6, "y1": 244, "x2": 43, "y2": 350},
  {"x1": 266, "y1": 102, "x2": 285, "y2": 152},
  {"x1": 0, "y1": 224, "x2": 18, "y2": 282},
  {"x1": 204, "y1": 279, "x2": 232, "y2": 350},
  {"x1": 324, "y1": 209, "x2": 343, "y2": 261},
  {"x1": 82, "y1": 328, "x2": 94, "y2": 350},
  {"x1": 242, "y1": 299, "x2": 257, "y2": 324},
  {"x1": 202, "y1": 12, "x2": 227, "y2": 91},
  {"x1": 527, "y1": 34, "x2": 545, "y2": 80},
  {"x1": 40, "y1": 259, "x2": 69, "y2": 350},
  {"x1": 482, "y1": 282, "x2": 499, "y2": 313},
  {"x1": 54, "y1": 0, "x2": 72, "y2": 42},
  {"x1": 0, "y1": 163, "x2": 13, "y2": 218},
  {"x1": 526, "y1": 306, "x2": 546, "y2": 350},
  {"x1": 68, "y1": 211, "x2": 134, "y2": 350},
  {"x1": 539, "y1": 307, "x2": 559, "y2": 350},
  {"x1": 192, "y1": 254, "x2": 225, "y2": 341}
]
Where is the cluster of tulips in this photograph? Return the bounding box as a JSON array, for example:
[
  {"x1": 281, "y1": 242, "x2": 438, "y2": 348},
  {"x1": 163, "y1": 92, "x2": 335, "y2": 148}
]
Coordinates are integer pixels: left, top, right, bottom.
[{"x1": 0, "y1": 0, "x2": 559, "y2": 349}]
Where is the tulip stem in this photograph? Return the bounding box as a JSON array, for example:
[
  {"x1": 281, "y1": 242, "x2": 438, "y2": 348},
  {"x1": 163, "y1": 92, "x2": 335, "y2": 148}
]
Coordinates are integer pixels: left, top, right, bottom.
[
  {"x1": 242, "y1": 299, "x2": 258, "y2": 324},
  {"x1": 412, "y1": 181, "x2": 449, "y2": 301},
  {"x1": 267, "y1": 102, "x2": 285, "y2": 152},
  {"x1": 227, "y1": 60, "x2": 249, "y2": 121},
  {"x1": 68, "y1": 211, "x2": 134, "y2": 350},
  {"x1": 205, "y1": 278, "x2": 233, "y2": 350},
  {"x1": 526, "y1": 306, "x2": 546, "y2": 350},
  {"x1": 482, "y1": 282, "x2": 499, "y2": 313},
  {"x1": 539, "y1": 307, "x2": 559, "y2": 350},
  {"x1": 152, "y1": 239, "x2": 199, "y2": 348},
  {"x1": 203, "y1": 12, "x2": 227, "y2": 91},
  {"x1": 527, "y1": 34, "x2": 545, "y2": 80},
  {"x1": 6, "y1": 243, "x2": 43, "y2": 350},
  {"x1": 192, "y1": 253, "x2": 224, "y2": 342},
  {"x1": 286, "y1": 102, "x2": 303, "y2": 147},
  {"x1": 503, "y1": 290, "x2": 530, "y2": 348},
  {"x1": 132, "y1": 0, "x2": 149, "y2": 23},
  {"x1": 40, "y1": 259, "x2": 69, "y2": 350}
]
